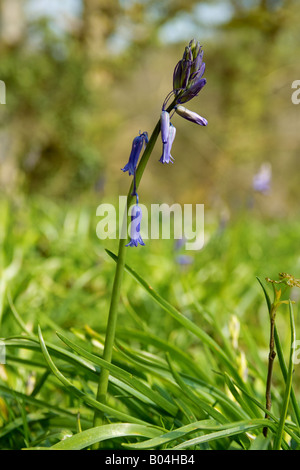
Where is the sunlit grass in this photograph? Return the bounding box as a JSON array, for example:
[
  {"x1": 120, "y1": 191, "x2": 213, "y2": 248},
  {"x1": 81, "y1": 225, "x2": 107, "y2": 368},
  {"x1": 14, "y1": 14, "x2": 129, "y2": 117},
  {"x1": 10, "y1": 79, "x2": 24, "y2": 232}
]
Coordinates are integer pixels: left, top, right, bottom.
[{"x1": 0, "y1": 196, "x2": 299, "y2": 449}]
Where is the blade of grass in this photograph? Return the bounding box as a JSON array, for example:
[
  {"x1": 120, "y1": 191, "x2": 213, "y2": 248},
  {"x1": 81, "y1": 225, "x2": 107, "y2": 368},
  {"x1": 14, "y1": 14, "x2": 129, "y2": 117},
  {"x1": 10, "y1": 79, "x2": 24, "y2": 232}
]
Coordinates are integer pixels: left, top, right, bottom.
[
  {"x1": 273, "y1": 301, "x2": 296, "y2": 450},
  {"x1": 223, "y1": 372, "x2": 261, "y2": 420},
  {"x1": 7, "y1": 290, "x2": 35, "y2": 339},
  {"x1": 0, "y1": 384, "x2": 82, "y2": 419},
  {"x1": 37, "y1": 326, "x2": 156, "y2": 426},
  {"x1": 115, "y1": 327, "x2": 211, "y2": 382},
  {"x1": 172, "y1": 419, "x2": 276, "y2": 450},
  {"x1": 166, "y1": 353, "x2": 228, "y2": 424},
  {"x1": 106, "y1": 249, "x2": 241, "y2": 384},
  {"x1": 50, "y1": 423, "x2": 163, "y2": 450},
  {"x1": 124, "y1": 419, "x2": 275, "y2": 450},
  {"x1": 249, "y1": 434, "x2": 271, "y2": 450},
  {"x1": 222, "y1": 377, "x2": 300, "y2": 446},
  {"x1": 4, "y1": 337, "x2": 168, "y2": 414},
  {"x1": 111, "y1": 339, "x2": 250, "y2": 425},
  {"x1": 166, "y1": 354, "x2": 252, "y2": 449},
  {"x1": 122, "y1": 419, "x2": 214, "y2": 450},
  {"x1": 56, "y1": 331, "x2": 178, "y2": 416},
  {"x1": 0, "y1": 411, "x2": 49, "y2": 440}
]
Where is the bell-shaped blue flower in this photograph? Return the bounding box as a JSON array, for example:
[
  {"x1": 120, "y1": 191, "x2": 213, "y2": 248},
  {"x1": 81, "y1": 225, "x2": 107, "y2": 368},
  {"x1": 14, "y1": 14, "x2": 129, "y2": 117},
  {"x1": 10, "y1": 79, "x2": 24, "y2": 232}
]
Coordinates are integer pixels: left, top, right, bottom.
[
  {"x1": 160, "y1": 123, "x2": 176, "y2": 164},
  {"x1": 122, "y1": 132, "x2": 148, "y2": 176},
  {"x1": 126, "y1": 204, "x2": 145, "y2": 247}
]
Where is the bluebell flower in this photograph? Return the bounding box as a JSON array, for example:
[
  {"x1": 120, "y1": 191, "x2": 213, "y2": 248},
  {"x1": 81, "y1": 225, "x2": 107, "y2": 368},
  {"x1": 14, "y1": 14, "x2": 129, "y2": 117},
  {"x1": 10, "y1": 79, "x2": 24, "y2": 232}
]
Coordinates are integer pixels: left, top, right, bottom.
[
  {"x1": 122, "y1": 132, "x2": 148, "y2": 176},
  {"x1": 175, "y1": 254, "x2": 194, "y2": 266},
  {"x1": 175, "y1": 105, "x2": 207, "y2": 126},
  {"x1": 253, "y1": 163, "x2": 272, "y2": 194},
  {"x1": 160, "y1": 123, "x2": 176, "y2": 164},
  {"x1": 174, "y1": 236, "x2": 187, "y2": 251},
  {"x1": 126, "y1": 204, "x2": 145, "y2": 247}
]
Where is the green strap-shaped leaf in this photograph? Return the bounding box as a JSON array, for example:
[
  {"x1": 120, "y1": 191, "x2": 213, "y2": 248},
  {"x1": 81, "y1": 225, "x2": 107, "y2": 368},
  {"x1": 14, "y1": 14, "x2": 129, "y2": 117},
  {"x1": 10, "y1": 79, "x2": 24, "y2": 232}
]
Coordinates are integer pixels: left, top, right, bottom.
[
  {"x1": 37, "y1": 326, "x2": 154, "y2": 427},
  {"x1": 106, "y1": 249, "x2": 241, "y2": 384},
  {"x1": 222, "y1": 376, "x2": 300, "y2": 446},
  {"x1": 273, "y1": 301, "x2": 296, "y2": 450},
  {"x1": 56, "y1": 331, "x2": 178, "y2": 416},
  {"x1": 166, "y1": 353, "x2": 228, "y2": 424},
  {"x1": 50, "y1": 423, "x2": 162, "y2": 450},
  {"x1": 0, "y1": 411, "x2": 49, "y2": 440},
  {"x1": 123, "y1": 419, "x2": 215, "y2": 450},
  {"x1": 172, "y1": 419, "x2": 276, "y2": 450},
  {"x1": 123, "y1": 419, "x2": 275, "y2": 450}
]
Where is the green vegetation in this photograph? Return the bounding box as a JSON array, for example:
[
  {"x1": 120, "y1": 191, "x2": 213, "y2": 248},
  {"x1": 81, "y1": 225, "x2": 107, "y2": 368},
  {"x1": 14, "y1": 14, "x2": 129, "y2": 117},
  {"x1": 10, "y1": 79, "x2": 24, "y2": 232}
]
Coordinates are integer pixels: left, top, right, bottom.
[
  {"x1": 0, "y1": 197, "x2": 299, "y2": 449},
  {"x1": 1, "y1": 0, "x2": 300, "y2": 451}
]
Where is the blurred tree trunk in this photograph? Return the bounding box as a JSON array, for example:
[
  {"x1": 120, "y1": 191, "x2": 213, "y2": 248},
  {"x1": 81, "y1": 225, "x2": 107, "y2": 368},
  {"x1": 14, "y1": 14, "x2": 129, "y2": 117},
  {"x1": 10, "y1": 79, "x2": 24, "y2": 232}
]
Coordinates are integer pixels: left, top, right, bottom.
[
  {"x1": 0, "y1": 0, "x2": 26, "y2": 194},
  {"x1": 0, "y1": 0, "x2": 25, "y2": 46},
  {"x1": 81, "y1": 0, "x2": 120, "y2": 61}
]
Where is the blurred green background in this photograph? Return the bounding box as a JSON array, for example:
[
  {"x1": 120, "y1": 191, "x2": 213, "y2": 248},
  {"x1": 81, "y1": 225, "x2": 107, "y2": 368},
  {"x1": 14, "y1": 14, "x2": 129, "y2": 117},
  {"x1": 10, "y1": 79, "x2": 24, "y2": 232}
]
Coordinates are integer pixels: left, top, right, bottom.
[{"x1": 1, "y1": 0, "x2": 300, "y2": 211}]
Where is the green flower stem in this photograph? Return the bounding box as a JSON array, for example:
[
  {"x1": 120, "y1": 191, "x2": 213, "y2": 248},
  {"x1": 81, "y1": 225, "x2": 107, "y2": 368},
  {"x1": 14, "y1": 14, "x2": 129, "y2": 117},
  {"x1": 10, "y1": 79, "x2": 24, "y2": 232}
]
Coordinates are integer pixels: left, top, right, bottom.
[{"x1": 93, "y1": 100, "x2": 176, "y2": 431}]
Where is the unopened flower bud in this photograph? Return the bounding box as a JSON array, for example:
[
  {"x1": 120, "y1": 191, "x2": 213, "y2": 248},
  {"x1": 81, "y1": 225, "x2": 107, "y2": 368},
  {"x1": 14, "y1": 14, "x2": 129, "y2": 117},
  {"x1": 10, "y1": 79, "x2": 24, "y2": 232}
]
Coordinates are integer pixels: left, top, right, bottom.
[{"x1": 175, "y1": 105, "x2": 208, "y2": 126}]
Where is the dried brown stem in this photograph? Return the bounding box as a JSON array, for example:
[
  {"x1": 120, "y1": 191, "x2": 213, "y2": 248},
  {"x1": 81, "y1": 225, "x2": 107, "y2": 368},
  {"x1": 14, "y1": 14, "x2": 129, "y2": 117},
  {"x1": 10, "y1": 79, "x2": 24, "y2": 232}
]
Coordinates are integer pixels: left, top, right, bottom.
[{"x1": 263, "y1": 304, "x2": 277, "y2": 437}]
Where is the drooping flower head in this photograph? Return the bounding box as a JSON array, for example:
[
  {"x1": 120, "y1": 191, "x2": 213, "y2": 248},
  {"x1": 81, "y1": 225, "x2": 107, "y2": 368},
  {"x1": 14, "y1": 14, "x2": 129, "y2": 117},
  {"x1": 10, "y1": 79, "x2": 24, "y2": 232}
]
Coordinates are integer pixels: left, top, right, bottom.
[
  {"x1": 126, "y1": 204, "x2": 145, "y2": 247},
  {"x1": 160, "y1": 123, "x2": 176, "y2": 164},
  {"x1": 122, "y1": 131, "x2": 148, "y2": 176}
]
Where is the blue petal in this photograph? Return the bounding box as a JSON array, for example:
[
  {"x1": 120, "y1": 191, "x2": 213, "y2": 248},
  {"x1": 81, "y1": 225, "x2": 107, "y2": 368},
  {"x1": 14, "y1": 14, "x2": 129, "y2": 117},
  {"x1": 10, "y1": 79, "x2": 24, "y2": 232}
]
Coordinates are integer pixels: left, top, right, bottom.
[{"x1": 160, "y1": 111, "x2": 170, "y2": 144}]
